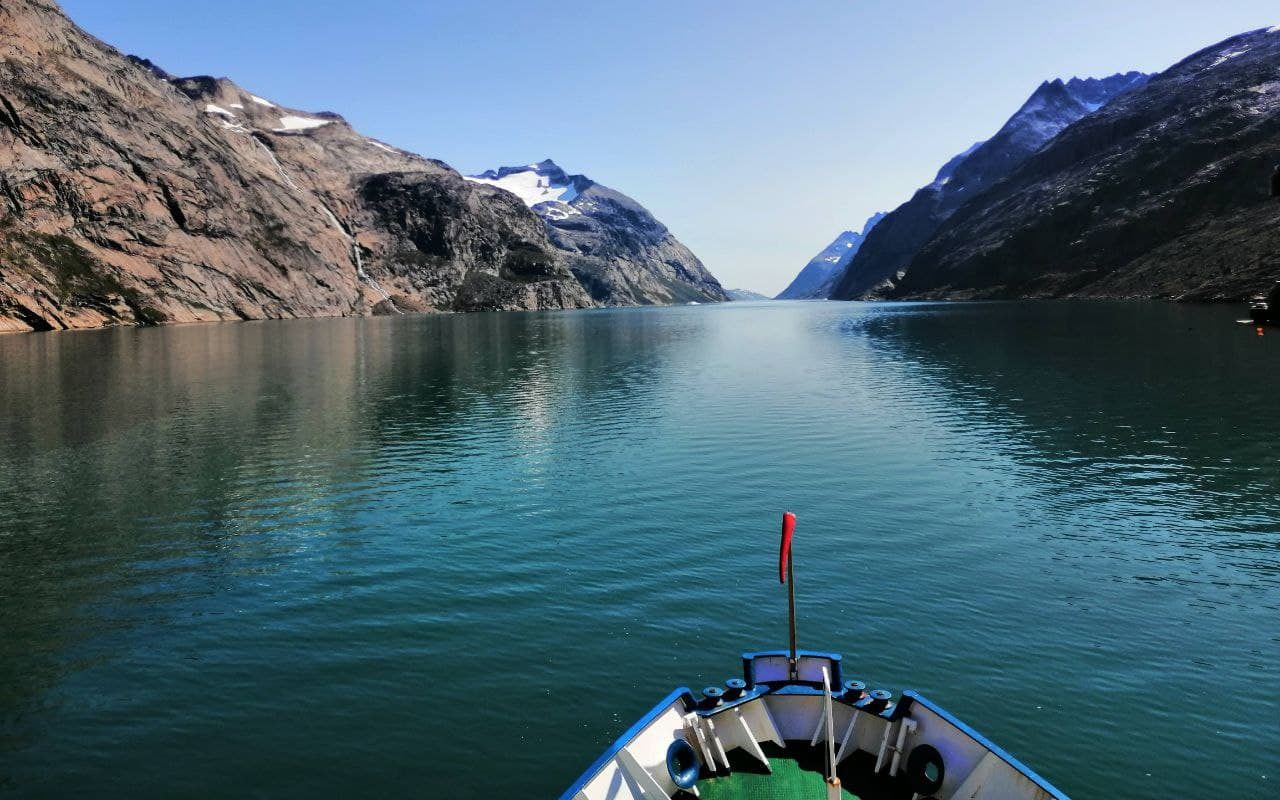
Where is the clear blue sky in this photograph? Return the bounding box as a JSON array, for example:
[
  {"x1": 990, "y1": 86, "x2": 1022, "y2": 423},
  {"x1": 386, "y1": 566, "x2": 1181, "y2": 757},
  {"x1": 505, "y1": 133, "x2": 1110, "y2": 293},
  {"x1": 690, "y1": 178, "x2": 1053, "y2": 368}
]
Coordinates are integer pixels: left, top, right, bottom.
[{"x1": 62, "y1": 0, "x2": 1278, "y2": 295}]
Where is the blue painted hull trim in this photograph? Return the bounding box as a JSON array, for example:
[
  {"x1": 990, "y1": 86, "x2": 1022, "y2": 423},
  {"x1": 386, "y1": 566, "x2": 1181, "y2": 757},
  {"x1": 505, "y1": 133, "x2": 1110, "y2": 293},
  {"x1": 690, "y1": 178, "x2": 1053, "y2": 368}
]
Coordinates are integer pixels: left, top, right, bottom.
[
  {"x1": 901, "y1": 690, "x2": 1070, "y2": 800},
  {"x1": 558, "y1": 687, "x2": 696, "y2": 800}
]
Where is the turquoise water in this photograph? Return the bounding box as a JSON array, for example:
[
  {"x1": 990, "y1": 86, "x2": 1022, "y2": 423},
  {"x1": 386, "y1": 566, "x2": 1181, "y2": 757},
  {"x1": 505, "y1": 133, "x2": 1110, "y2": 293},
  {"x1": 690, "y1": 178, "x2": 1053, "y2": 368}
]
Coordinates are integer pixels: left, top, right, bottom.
[{"x1": 1, "y1": 301, "x2": 1277, "y2": 798}]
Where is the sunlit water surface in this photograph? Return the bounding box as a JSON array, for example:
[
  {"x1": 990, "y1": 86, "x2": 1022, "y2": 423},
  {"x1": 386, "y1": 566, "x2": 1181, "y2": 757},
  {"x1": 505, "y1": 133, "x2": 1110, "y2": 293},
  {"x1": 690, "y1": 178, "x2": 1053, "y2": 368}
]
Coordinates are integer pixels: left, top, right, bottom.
[{"x1": 1, "y1": 301, "x2": 1277, "y2": 798}]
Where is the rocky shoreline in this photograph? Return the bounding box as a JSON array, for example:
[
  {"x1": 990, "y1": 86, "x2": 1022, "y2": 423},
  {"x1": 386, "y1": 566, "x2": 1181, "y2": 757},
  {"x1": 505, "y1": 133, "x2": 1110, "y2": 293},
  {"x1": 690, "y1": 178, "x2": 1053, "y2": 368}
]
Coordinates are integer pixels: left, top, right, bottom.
[{"x1": 0, "y1": 0, "x2": 725, "y2": 334}]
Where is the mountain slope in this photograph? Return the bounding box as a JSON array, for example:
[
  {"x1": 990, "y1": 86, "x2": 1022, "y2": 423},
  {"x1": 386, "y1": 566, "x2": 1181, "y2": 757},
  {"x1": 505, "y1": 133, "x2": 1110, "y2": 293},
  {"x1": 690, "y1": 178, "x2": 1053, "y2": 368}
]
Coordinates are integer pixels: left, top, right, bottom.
[
  {"x1": 831, "y1": 72, "x2": 1149, "y2": 300},
  {"x1": 0, "y1": 0, "x2": 592, "y2": 333},
  {"x1": 776, "y1": 213, "x2": 885, "y2": 299},
  {"x1": 466, "y1": 160, "x2": 728, "y2": 305},
  {"x1": 894, "y1": 28, "x2": 1280, "y2": 301}
]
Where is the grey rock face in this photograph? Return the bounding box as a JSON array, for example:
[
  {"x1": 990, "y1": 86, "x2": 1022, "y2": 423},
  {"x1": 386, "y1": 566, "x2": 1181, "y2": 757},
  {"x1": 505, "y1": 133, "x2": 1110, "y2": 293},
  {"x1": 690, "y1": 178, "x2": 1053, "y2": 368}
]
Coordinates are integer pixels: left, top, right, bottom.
[
  {"x1": 830, "y1": 72, "x2": 1149, "y2": 300},
  {"x1": 467, "y1": 161, "x2": 729, "y2": 305},
  {"x1": 895, "y1": 29, "x2": 1280, "y2": 301},
  {"x1": 776, "y1": 213, "x2": 885, "y2": 299},
  {"x1": 0, "y1": 0, "x2": 592, "y2": 333}
]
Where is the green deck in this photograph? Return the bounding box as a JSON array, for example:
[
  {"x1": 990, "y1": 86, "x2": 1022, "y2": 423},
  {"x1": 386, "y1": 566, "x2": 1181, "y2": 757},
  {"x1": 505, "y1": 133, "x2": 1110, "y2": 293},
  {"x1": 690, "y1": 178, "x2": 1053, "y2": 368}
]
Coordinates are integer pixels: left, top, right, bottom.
[
  {"x1": 696, "y1": 757, "x2": 860, "y2": 799},
  {"x1": 682, "y1": 744, "x2": 914, "y2": 800}
]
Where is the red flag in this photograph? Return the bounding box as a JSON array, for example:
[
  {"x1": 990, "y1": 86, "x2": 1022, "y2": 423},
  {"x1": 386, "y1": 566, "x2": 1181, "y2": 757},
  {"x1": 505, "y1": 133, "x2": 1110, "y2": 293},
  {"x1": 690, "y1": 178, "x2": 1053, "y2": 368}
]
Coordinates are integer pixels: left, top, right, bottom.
[{"x1": 779, "y1": 512, "x2": 796, "y2": 583}]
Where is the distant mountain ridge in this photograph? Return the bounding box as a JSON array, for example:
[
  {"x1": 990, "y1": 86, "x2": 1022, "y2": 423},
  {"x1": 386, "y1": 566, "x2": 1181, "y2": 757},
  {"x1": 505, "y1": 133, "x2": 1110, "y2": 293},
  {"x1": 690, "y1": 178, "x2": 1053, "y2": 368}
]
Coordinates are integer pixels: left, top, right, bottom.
[
  {"x1": 830, "y1": 71, "x2": 1150, "y2": 300},
  {"x1": 776, "y1": 213, "x2": 885, "y2": 299},
  {"x1": 466, "y1": 160, "x2": 728, "y2": 306},
  {"x1": 892, "y1": 27, "x2": 1280, "y2": 301},
  {"x1": 726, "y1": 288, "x2": 771, "y2": 301}
]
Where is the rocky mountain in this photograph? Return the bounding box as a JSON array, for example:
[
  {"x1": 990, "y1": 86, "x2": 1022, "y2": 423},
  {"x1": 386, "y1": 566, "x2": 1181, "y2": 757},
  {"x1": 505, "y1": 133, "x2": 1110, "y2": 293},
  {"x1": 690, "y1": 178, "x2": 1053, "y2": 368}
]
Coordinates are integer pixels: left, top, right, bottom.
[
  {"x1": 466, "y1": 161, "x2": 728, "y2": 306},
  {"x1": 726, "y1": 288, "x2": 771, "y2": 301},
  {"x1": 831, "y1": 72, "x2": 1149, "y2": 300},
  {"x1": 776, "y1": 213, "x2": 885, "y2": 299},
  {"x1": 0, "y1": 1, "x2": 604, "y2": 333},
  {"x1": 893, "y1": 27, "x2": 1280, "y2": 301}
]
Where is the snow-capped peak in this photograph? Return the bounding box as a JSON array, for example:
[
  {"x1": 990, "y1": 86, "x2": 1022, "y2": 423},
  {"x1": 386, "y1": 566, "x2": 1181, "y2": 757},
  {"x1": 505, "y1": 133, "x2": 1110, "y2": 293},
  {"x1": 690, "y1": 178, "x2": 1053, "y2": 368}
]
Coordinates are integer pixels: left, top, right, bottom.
[
  {"x1": 972, "y1": 72, "x2": 1151, "y2": 157},
  {"x1": 465, "y1": 160, "x2": 581, "y2": 208}
]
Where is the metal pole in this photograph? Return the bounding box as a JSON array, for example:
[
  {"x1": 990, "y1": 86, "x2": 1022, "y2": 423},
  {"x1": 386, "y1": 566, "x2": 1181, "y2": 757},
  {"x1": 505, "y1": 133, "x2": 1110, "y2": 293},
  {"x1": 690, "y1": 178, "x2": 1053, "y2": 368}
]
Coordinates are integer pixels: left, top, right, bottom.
[
  {"x1": 823, "y1": 666, "x2": 840, "y2": 798},
  {"x1": 787, "y1": 556, "x2": 797, "y2": 680}
]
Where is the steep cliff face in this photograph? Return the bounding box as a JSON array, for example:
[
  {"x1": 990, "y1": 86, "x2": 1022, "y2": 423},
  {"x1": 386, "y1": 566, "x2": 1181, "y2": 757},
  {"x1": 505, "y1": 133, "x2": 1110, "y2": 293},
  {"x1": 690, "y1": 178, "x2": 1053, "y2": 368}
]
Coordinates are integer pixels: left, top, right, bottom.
[
  {"x1": 894, "y1": 28, "x2": 1280, "y2": 301},
  {"x1": 0, "y1": 0, "x2": 591, "y2": 333},
  {"x1": 776, "y1": 213, "x2": 885, "y2": 300},
  {"x1": 830, "y1": 73, "x2": 1148, "y2": 300},
  {"x1": 466, "y1": 161, "x2": 729, "y2": 305}
]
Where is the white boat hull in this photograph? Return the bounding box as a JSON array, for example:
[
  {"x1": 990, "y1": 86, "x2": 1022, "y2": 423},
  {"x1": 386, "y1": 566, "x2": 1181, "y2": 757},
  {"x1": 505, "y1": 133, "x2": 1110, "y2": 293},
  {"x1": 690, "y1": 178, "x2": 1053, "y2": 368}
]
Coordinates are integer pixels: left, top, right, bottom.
[{"x1": 562, "y1": 650, "x2": 1068, "y2": 800}]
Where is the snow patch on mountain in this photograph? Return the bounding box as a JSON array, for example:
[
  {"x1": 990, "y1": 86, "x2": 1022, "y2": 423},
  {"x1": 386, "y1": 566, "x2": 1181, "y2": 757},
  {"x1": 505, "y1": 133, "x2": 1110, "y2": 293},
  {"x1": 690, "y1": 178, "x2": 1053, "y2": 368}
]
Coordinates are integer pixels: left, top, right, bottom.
[
  {"x1": 274, "y1": 115, "x2": 331, "y2": 132},
  {"x1": 204, "y1": 103, "x2": 235, "y2": 117},
  {"x1": 220, "y1": 119, "x2": 252, "y2": 134},
  {"x1": 465, "y1": 167, "x2": 579, "y2": 208},
  {"x1": 539, "y1": 203, "x2": 581, "y2": 221},
  {"x1": 250, "y1": 94, "x2": 275, "y2": 108},
  {"x1": 1208, "y1": 48, "x2": 1251, "y2": 68}
]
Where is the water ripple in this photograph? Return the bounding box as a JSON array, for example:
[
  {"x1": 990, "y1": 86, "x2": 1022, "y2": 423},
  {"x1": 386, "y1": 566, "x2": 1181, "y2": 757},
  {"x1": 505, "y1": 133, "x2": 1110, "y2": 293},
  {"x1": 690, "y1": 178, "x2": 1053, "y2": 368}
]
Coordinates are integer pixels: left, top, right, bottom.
[{"x1": 0, "y1": 303, "x2": 1277, "y2": 798}]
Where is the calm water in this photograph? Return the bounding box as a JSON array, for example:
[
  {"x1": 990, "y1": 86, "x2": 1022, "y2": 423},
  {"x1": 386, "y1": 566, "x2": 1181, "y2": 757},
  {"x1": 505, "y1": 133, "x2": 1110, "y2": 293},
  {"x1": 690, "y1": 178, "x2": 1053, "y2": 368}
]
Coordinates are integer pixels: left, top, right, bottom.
[{"x1": 1, "y1": 302, "x2": 1277, "y2": 798}]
